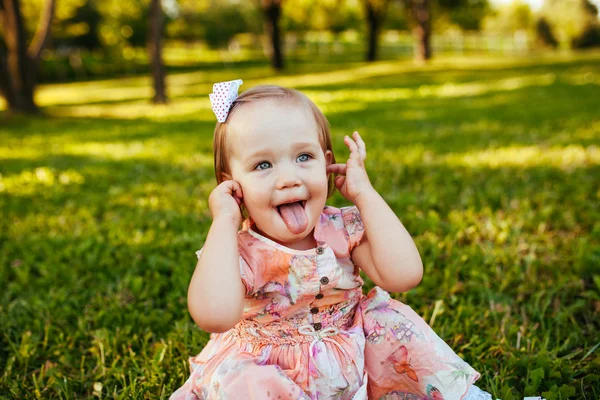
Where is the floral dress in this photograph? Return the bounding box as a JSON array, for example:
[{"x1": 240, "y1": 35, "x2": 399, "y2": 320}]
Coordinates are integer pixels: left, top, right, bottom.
[{"x1": 171, "y1": 205, "x2": 488, "y2": 400}]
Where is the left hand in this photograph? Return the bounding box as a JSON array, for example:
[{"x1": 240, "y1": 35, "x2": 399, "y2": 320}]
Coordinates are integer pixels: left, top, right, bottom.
[{"x1": 326, "y1": 131, "x2": 374, "y2": 204}]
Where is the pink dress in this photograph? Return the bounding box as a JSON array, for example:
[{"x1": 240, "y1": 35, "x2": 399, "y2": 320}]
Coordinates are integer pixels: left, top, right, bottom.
[{"x1": 171, "y1": 205, "x2": 482, "y2": 400}]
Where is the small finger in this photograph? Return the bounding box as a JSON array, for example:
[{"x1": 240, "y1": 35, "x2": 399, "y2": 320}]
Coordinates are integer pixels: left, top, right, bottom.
[
  {"x1": 335, "y1": 175, "x2": 345, "y2": 188},
  {"x1": 232, "y1": 181, "x2": 243, "y2": 201},
  {"x1": 353, "y1": 131, "x2": 367, "y2": 161},
  {"x1": 344, "y1": 135, "x2": 361, "y2": 163},
  {"x1": 326, "y1": 164, "x2": 347, "y2": 175}
]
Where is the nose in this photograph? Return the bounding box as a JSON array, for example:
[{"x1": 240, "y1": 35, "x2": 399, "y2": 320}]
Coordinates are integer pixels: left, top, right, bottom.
[{"x1": 276, "y1": 163, "x2": 302, "y2": 190}]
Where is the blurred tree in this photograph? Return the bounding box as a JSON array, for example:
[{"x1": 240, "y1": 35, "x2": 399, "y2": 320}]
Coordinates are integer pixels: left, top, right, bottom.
[
  {"x1": 405, "y1": 0, "x2": 490, "y2": 62},
  {"x1": 259, "y1": 0, "x2": 284, "y2": 70},
  {"x1": 362, "y1": 0, "x2": 392, "y2": 61},
  {"x1": 319, "y1": 0, "x2": 362, "y2": 38},
  {"x1": 535, "y1": 17, "x2": 559, "y2": 48},
  {"x1": 572, "y1": 0, "x2": 600, "y2": 48},
  {"x1": 281, "y1": 0, "x2": 315, "y2": 34},
  {"x1": 0, "y1": 0, "x2": 55, "y2": 114},
  {"x1": 52, "y1": 0, "x2": 102, "y2": 49},
  {"x1": 21, "y1": 0, "x2": 102, "y2": 50},
  {"x1": 572, "y1": 24, "x2": 600, "y2": 47},
  {"x1": 541, "y1": 0, "x2": 600, "y2": 48},
  {"x1": 202, "y1": 3, "x2": 253, "y2": 49},
  {"x1": 167, "y1": 1, "x2": 259, "y2": 47},
  {"x1": 165, "y1": 0, "x2": 203, "y2": 42},
  {"x1": 281, "y1": 0, "x2": 362, "y2": 56},
  {"x1": 383, "y1": 0, "x2": 409, "y2": 31},
  {"x1": 408, "y1": 0, "x2": 431, "y2": 62},
  {"x1": 483, "y1": 0, "x2": 532, "y2": 34},
  {"x1": 445, "y1": 0, "x2": 488, "y2": 31},
  {"x1": 148, "y1": 0, "x2": 166, "y2": 103},
  {"x1": 95, "y1": 0, "x2": 148, "y2": 50}
]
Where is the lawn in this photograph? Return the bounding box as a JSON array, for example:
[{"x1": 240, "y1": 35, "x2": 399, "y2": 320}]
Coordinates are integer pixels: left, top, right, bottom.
[{"x1": 1, "y1": 51, "x2": 599, "y2": 399}]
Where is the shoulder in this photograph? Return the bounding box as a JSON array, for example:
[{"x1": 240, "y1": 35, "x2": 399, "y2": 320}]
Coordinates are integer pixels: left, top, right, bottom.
[
  {"x1": 320, "y1": 205, "x2": 362, "y2": 231},
  {"x1": 316, "y1": 204, "x2": 364, "y2": 256}
]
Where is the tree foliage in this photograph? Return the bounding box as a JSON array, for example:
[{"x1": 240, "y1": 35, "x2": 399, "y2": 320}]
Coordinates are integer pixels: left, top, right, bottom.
[
  {"x1": 482, "y1": 0, "x2": 533, "y2": 36},
  {"x1": 438, "y1": 0, "x2": 489, "y2": 31},
  {"x1": 541, "y1": 0, "x2": 600, "y2": 48},
  {"x1": 536, "y1": 17, "x2": 559, "y2": 48}
]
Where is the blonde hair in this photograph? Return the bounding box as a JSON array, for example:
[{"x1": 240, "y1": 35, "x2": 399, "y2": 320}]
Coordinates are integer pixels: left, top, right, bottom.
[{"x1": 213, "y1": 85, "x2": 337, "y2": 198}]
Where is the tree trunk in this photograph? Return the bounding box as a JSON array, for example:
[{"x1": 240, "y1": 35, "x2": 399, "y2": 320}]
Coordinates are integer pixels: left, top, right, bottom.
[
  {"x1": 365, "y1": 3, "x2": 380, "y2": 62},
  {"x1": 411, "y1": 0, "x2": 432, "y2": 62},
  {"x1": 0, "y1": 39, "x2": 18, "y2": 109},
  {"x1": 262, "y1": 0, "x2": 284, "y2": 71},
  {"x1": 148, "y1": 0, "x2": 167, "y2": 104},
  {"x1": 28, "y1": 0, "x2": 55, "y2": 61},
  {"x1": 0, "y1": 0, "x2": 54, "y2": 114},
  {"x1": 363, "y1": 0, "x2": 390, "y2": 62},
  {"x1": 1, "y1": 0, "x2": 37, "y2": 113}
]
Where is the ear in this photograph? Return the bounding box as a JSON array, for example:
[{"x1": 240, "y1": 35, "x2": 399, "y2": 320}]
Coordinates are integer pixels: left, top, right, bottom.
[{"x1": 325, "y1": 150, "x2": 333, "y2": 167}]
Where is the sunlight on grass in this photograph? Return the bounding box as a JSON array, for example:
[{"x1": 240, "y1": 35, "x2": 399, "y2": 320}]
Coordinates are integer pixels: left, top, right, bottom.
[
  {"x1": 0, "y1": 167, "x2": 85, "y2": 195},
  {"x1": 59, "y1": 140, "x2": 213, "y2": 166},
  {"x1": 375, "y1": 142, "x2": 599, "y2": 173},
  {"x1": 0, "y1": 147, "x2": 45, "y2": 160},
  {"x1": 48, "y1": 98, "x2": 214, "y2": 120},
  {"x1": 109, "y1": 181, "x2": 210, "y2": 214},
  {"x1": 35, "y1": 77, "x2": 155, "y2": 107},
  {"x1": 562, "y1": 71, "x2": 599, "y2": 86},
  {"x1": 319, "y1": 102, "x2": 368, "y2": 114},
  {"x1": 44, "y1": 73, "x2": 558, "y2": 120},
  {"x1": 308, "y1": 73, "x2": 556, "y2": 102},
  {"x1": 443, "y1": 144, "x2": 599, "y2": 170},
  {"x1": 63, "y1": 141, "x2": 156, "y2": 159}
]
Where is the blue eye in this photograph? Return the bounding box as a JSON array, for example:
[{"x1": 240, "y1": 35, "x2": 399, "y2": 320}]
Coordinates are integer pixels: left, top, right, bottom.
[
  {"x1": 297, "y1": 154, "x2": 311, "y2": 162},
  {"x1": 255, "y1": 161, "x2": 271, "y2": 170}
]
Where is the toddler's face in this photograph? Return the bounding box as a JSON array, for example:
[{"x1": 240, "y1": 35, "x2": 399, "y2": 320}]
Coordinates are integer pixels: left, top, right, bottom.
[{"x1": 225, "y1": 99, "x2": 332, "y2": 249}]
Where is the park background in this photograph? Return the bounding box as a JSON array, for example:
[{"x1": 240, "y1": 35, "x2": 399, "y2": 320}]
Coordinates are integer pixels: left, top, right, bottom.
[{"x1": 1, "y1": 0, "x2": 599, "y2": 398}]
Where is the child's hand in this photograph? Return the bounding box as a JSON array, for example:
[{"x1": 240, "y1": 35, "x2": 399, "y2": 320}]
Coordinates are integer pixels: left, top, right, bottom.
[
  {"x1": 326, "y1": 131, "x2": 374, "y2": 205},
  {"x1": 208, "y1": 180, "x2": 244, "y2": 226}
]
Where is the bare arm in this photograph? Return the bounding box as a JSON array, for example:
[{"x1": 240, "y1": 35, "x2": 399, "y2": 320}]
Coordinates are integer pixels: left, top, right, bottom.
[
  {"x1": 188, "y1": 215, "x2": 245, "y2": 333},
  {"x1": 327, "y1": 132, "x2": 423, "y2": 293},
  {"x1": 351, "y1": 189, "x2": 423, "y2": 293},
  {"x1": 188, "y1": 179, "x2": 246, "y2": 333}
]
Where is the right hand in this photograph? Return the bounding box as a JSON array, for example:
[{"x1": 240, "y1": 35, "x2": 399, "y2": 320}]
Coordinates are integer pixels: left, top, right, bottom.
[{"x1": 208, "y1": 180, "x2": 244, "y2": 226}]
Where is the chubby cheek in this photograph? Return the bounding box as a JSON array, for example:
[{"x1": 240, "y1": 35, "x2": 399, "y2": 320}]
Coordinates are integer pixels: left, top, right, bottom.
[
  {"x1": 306, "y1": 181, "x2": 329, "y2": 216},
  {"x1": 311, "y1": 174, "x2": 330, "y2": 197},
  {"x1": 240, "y1": 188, "x2": 272, "y2": 217}
]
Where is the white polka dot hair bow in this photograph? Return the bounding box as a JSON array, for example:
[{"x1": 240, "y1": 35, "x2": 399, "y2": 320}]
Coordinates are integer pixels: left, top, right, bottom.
[{"x1": 209, "y1": 79, "x2": 243, "y2": 122}]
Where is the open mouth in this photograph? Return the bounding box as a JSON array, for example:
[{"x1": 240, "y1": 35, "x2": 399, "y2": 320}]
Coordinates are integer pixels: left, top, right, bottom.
[
  {"x1": 275, "y1": 200, "x2": 306, "y2": 215},
  {"x1": 276, "y1": 200, "x2": 308, "y2": 234}
]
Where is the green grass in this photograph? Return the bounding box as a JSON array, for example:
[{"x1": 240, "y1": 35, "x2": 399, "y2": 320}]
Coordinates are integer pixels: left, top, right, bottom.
[{"x1": 1, "y1": 51, "x2": 599, "y2": 399}]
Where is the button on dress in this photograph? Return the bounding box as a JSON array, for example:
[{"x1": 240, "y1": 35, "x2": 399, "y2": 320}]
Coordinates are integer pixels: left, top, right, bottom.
[{"x1": 171, "y1": 205, "x2": 481, "y2": 400}]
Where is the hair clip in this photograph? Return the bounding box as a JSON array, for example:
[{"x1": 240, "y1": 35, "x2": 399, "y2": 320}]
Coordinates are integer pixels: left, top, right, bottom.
[{"x1": 209, "y1": 79, "x2": 243, "y2": 122}]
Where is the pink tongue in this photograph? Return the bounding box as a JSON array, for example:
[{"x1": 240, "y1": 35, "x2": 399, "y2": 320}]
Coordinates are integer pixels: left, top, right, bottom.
[{"x1": 278, "y1": 202, "x2": 308, "y2": 234}]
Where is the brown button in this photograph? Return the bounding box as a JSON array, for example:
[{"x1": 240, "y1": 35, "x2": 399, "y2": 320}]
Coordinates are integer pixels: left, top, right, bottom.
[
  {"x1": 313, "y1": 322, "x2": 322, "y2": 331},
  {"x1": 316, "y1": 247, "x2": 324, "y2": 255},
  {"x1": 315, "y1": 293, "x2": 324, "y2": 299},
  {"x1": 310, "y1": 307, "x2": 319, "y2": 314},
  {"x1": 320, "y1": 276, "x2": 329, "y2": 285}
]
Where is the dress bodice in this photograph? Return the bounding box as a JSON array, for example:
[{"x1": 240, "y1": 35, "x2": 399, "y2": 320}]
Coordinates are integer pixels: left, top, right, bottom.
[{"x1": 235, "y1": 205, "x2": 366, "y2": 325}]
